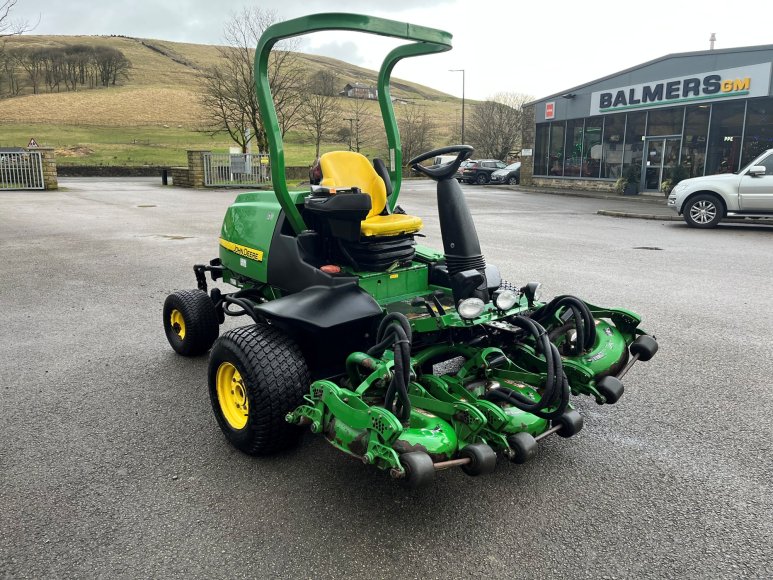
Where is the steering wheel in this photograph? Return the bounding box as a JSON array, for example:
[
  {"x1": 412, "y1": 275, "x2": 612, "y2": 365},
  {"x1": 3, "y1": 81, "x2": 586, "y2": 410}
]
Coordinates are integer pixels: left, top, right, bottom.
[{"x1": 408, "y1": 145, "x2": 474, "y2": 182}]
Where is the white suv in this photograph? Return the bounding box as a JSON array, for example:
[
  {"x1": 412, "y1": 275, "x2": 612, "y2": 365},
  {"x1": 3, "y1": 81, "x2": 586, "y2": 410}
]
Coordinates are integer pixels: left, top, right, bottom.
[{"x1": 668, "y1": 149, "x2": 773, "y2": 228}]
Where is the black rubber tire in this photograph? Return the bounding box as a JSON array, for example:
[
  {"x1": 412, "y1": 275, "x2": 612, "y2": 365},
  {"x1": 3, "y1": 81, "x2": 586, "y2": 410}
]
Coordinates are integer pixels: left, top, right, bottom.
[
  {"x1": 596, "y1": 376, "x2": 624, "y2": 405},
  {"x1": 553, "y1": 409, "x2": 584, "y2": 438},
  {"x1": 400, "y1": 451, "x2": 435, "y2": 490},
  {"x1": 630, "y1": 334, "x2": 658, "y2": 361},
  {"x1": 683, "y1": 194, "x2": 723, "y2": 228},
  {"x1": 460, "y1": 443, "x2": 497, "y2": 476},
  {"x1": 163, "y1": 289, "x2": 219, "y2": 356},
  {"x1": 476, "y1": 173, "x2": 488, "y2": 185},
  {"x1": 507, "y1": 176, "x2": 518, "y2": 185},
  {"x1": 507, "y1": 432, "x2": 538, "y2": 464},
  {"x1": 208, "y1": 324, "x2": 309, "y2": 455}
]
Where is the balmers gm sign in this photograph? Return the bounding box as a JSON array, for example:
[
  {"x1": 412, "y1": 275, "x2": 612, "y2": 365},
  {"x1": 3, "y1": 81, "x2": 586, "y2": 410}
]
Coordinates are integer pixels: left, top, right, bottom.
[{"x1": 590, "y1": 62, "x2": 771, "y2": 115}]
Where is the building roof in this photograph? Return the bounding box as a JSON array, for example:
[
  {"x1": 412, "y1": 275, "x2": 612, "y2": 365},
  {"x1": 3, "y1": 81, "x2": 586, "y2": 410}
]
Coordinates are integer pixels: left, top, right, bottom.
[{"x1": 528, "y1": 43, "x2": 773, "y2": 106}]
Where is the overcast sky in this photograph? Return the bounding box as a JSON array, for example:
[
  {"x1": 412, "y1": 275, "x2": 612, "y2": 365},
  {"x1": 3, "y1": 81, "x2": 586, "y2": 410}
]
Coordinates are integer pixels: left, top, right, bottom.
[{"x1": 10, "y1": 0, "x2": 773, "y2": 100}]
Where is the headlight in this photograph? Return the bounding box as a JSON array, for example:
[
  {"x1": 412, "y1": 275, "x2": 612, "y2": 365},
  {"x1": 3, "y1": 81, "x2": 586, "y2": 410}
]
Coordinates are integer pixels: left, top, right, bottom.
[
  {"x1": 520, "y1": 282, "x2": 542, "y2": 306},
  {"x1": 494, "y1": 289, "x2": 518, "y2": 310},
  {"x1": 457, "y1": 297, "x2": 485, "y2": 319}
]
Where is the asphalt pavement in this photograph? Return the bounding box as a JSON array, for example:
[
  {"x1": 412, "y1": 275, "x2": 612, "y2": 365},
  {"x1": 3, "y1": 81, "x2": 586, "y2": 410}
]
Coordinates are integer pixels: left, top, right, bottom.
[{"x1": 1, "y1": 177, "x2": 771, "y2": 579}]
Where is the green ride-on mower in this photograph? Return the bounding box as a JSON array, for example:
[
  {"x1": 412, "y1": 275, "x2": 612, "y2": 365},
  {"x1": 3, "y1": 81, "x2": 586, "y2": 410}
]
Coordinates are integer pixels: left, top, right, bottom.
[{"x1": 163, "y1": 13, "x2": 658, "y2": 489}]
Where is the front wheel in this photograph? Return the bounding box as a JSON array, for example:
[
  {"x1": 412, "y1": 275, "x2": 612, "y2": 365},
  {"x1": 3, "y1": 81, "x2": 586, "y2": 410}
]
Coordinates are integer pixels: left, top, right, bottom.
[
  {"x1": 507, "y1": 176, "x2": 518, "y2": 185},
  {"x1": 683, "y1": 194, "x2": 723, "y2": 228},
  {"x1": 208, "y1": 324, "x2": 309, "y2": 455},
  {"x1": 163, "y1": 289, "x2": 219, "y2": 356}
]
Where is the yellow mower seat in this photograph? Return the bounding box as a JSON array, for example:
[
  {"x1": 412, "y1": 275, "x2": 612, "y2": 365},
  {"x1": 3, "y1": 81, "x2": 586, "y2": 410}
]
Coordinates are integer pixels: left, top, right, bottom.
[{"x1": 319, "y1": 151, "x2": 423, "y2": 237}]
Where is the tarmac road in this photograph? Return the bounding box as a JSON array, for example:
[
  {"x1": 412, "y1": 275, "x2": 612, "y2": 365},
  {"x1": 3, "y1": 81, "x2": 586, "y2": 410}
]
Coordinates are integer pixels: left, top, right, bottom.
[{"x1": 1, "y1": 177, "x2": 771, "y2": 579}]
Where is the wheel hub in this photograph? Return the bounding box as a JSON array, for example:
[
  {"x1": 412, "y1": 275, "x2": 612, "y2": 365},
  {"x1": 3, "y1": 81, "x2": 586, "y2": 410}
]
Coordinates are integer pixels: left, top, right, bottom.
[
  {"x1": 690, "y1": 201, "x2": 716, "y2": 224},
  {"x1": 216, "y1": 362, "x2": 249, "y2": 430},
  {"x1": 170, "y1": 309, "x2": 186, "y2": 339}
]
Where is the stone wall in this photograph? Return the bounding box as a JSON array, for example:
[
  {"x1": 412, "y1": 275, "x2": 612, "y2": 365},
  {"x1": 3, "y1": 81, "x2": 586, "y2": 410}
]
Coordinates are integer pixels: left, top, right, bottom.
[
  {"x1": 170, "y1": 167, "x2": 192, "y2": 187},
  {"x1": 27, "y1": 147, "x2": 58, "y2": 190},
  {"x1": 186, "y1": 150, "x2": 206, "y2": 188},
  {"x1": 531, "y1": 177, "x2": 618, "y2": 192},
  {"x1": 58, "y1": 165, "x2": 168, "y2": 177}
]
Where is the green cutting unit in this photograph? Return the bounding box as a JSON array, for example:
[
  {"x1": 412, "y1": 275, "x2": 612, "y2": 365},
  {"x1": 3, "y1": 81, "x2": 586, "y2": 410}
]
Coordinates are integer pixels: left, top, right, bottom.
[{"x1": 163, "y1": 13, "x2": 658, "y2": 489}]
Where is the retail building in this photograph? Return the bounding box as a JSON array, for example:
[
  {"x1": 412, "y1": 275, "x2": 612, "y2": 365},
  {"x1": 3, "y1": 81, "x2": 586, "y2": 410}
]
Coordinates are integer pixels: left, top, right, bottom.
[{"x1": 520, "y1": 45, "x2": 773, "y2": 193}]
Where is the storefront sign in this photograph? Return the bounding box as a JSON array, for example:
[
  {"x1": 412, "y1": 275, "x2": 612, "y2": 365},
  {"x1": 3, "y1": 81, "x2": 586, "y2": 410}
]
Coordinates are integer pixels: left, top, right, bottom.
[
  {"x1": 545, "y1": 101, "x2": 555, "y2": 119},
  {"x1": 590, "y1": 62, "x2": 771, "y2": 115}
]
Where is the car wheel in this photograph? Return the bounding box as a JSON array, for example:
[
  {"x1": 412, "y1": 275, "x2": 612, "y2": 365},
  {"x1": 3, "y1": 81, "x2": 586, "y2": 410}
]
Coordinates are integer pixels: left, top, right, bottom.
[
  {"x1": 507, "y1": 176, "x2": 518, "y2": 185},
  {"x1": 683, "y1": 194, "x2": 723, "y2": 228},
  {"x1": 476, "y1": 173, "x2": 488, "y2": 185}
]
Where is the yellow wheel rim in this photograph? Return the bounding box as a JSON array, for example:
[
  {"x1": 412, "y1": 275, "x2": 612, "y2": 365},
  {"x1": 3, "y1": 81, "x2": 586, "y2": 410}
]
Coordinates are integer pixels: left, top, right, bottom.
[
  {"x1": 170, "y1": 309, "x2": 186, "y2": 340},
  {"x1": 216, "y1": 362, "x2": 249, "y2": 430}
]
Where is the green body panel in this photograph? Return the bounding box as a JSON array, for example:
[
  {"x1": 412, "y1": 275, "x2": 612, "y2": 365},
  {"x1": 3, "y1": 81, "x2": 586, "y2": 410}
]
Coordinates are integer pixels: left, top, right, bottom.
[
  {"x1": 354, "y1": 262, "x2": 430, "y2": 304},
  {"x1": 219, "y1": 190, "x2": 308, "y2": 283},
  {"x1": 254, "y1": 13, "x2": 452, "y2": 234}
]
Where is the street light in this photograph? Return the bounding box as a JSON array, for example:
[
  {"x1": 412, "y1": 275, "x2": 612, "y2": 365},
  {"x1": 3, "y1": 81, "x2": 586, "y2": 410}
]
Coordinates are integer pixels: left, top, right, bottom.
[{"x1": 449, "y1": 69, "x2": 465, "y2": 144}]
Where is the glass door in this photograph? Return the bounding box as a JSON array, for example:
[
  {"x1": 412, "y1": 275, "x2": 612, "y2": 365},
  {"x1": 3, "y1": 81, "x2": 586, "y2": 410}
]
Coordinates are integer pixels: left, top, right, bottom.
[{"x1": 643, "y1": 137, "x2": 681, "y2": 192}]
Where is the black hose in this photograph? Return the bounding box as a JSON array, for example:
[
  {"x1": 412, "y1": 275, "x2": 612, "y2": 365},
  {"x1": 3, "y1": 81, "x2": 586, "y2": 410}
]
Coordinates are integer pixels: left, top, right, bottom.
[
  {"x1": 484, "y1": 315, "x2": 568, "y2": 419},
  {"x1": 533, "y1": 295, "x2": 596, "y2": 354},
  {"x1": 367, "y1": 312, "x2": 413, "y2": 422}
]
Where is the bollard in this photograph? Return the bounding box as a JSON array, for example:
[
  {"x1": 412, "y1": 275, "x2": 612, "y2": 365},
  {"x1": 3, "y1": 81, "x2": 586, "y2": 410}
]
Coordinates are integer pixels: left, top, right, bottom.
[{"x1": 162, "y1": 168, "x2": 168, "y2": 185}]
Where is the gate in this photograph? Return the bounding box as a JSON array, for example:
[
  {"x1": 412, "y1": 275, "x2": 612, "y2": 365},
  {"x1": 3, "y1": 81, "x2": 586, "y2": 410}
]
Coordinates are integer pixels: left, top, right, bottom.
[
  {"x1": 203, "y1": 153, "x2": 271, "y2": 187},
  {"x1": 0, "y1": 151, "x2": 44, "y2": 190}
]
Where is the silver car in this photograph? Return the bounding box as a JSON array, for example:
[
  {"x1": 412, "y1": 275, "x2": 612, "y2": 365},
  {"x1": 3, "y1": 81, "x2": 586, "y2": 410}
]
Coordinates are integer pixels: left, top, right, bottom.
[{"x1": 668, "y1": 149, "x2": 773, "y2": 228}]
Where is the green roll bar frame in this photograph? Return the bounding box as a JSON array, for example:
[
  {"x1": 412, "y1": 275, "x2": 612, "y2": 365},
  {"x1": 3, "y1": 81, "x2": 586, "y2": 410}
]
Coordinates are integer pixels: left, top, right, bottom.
[{"x1": 254, "y1": 13, "x2": 453, "y2": 234}]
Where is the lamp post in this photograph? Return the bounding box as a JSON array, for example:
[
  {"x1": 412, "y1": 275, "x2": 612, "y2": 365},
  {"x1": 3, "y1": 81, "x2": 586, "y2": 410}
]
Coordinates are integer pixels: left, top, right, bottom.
[{"x1": 449, "y1": 68, "x2": 465, "y2": 144}]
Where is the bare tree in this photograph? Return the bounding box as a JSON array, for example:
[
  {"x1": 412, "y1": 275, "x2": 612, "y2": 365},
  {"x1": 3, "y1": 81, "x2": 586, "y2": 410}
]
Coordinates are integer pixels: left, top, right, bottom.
[
  {"x1": 299, "y1": 70, "x2": 340, "y2": 159},
  {"x1": 199, "y1": 7, "x2": 304, "y2": 153},
  {"x1": 398, "y1": 103, "x2": 435, "y2": 166},
  {"x1": 0, "y1": 0, "x2": 31, "y2": 37},
  {"x1": 466, "y1": 92, "x2": 532, "y2": 160},
  {"x1": 343, "y1": 95, "x2": 375, "y2": 153}
]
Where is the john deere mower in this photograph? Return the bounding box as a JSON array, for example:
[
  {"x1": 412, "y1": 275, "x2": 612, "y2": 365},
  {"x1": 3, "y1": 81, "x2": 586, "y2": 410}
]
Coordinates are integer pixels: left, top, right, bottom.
[{"x1": 163, "y1": 13, "x2": 658, "y2": 489}]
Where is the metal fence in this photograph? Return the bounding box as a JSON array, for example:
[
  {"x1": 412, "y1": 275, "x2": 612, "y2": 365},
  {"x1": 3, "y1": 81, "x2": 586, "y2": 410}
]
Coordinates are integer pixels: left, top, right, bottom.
[
  {"x1": 203, "y1": 153, "x2": 271, "y2": 187},
  {"x1": 0, "y1": 151, "x2": 44, "y2": 190}
]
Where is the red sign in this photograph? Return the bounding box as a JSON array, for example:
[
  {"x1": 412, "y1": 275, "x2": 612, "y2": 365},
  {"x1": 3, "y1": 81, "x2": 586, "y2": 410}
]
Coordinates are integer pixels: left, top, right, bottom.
[{"x1": 545, "y1": 102, "x2": 555, "y2": 120}]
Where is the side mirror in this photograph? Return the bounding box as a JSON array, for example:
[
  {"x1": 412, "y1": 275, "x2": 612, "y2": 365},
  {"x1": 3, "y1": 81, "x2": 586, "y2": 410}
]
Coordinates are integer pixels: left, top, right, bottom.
[{"x1": 748, "y1": 165, "x2": 767, "y2": 177}]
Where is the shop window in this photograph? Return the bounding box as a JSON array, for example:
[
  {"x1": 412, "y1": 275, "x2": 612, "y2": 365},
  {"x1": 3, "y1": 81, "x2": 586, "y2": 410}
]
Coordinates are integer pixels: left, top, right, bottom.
[
  {"x1": 601, "y1": 113, "x2": 625, "y2": 178},
  {"x1": 534, "y1": 124, "x2": 550, "y2": 175},
  {"x1": 549, "y1": 123, "x2": 565, "y2": 176},
  {"x1": 582, "y1": 117, "x2": 603, "y2": 177},
  {"x1": 647, "y1": 107, "x2": 683, "y2": 136},
  {"x1": 622, "y1": 112, "x2": 646, "y2": 180},
  {"x1": 563, "y1": 120, "x2": 584, "y2": 176},
  {"x1": 741, "y1": 97, "x2": 773, "y2": 167},
  {"x1": 682, "y1": 105, "x2": 709, "y2": 177},
  {"x1": 706, "y1": 101, "x2": 745, "y2": 174}
]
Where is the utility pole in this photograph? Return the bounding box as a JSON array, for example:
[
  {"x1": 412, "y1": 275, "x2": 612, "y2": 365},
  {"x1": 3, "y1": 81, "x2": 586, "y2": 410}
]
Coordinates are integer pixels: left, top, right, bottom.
[
  {"x1": 344, "y1": 117, "x2": 354, "y2": 151},
  {"x1": 449, "y1": 69, "x2": 465, "y2": 144}
]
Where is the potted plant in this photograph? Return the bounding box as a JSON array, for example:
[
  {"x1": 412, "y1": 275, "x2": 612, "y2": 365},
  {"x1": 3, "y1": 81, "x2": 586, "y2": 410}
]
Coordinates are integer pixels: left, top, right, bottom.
[{"x1": 622, "y1": 164, "x2": 640, "y2": 195}]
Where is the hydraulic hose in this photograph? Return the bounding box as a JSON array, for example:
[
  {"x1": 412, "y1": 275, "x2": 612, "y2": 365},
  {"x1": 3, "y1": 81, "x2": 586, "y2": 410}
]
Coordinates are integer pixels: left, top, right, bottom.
[
  {"x1": 367, "y1": 312, "x2": 413, "y2": 422},
  {"x1": 484, "y1": 315, "x2": 569, "y2": 419},
  {"x1": 533, "y1": 295, "x2": 596, "y2": 355}
]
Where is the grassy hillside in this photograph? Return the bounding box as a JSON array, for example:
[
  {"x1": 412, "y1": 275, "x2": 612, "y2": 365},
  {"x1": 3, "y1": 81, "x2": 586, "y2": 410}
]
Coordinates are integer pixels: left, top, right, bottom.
[{"x1": 0, "y1": 35, "x2": 463, "y2": 167}]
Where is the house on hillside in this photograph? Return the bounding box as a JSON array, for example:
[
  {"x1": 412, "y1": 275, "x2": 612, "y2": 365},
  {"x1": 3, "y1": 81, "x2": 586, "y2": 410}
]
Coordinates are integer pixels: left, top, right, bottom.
[{"x1": 339, "y1": 83, "x2": 378, "y2": 100}]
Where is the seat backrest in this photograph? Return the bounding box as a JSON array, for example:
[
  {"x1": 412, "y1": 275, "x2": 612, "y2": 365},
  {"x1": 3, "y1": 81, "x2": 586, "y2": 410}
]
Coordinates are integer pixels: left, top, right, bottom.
[{"x1": 319, "y1": 151, "x2": 386, "y2": 219}]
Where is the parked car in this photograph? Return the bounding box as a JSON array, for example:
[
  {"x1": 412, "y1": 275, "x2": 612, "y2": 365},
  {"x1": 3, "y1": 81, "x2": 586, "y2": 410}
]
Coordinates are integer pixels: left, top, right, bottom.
[
  {"x1": 668, "y1": 148, "x2": 773, "y2": 228},
  {"x1": 454, "y1": 159, "x2": 477, "y2": 181},
  {"x1": 461, "y1": 159, "x2": 508, "y2": 184},
  {"x1": 489, "y1": 162, "x2": 521, "y2": 185}
]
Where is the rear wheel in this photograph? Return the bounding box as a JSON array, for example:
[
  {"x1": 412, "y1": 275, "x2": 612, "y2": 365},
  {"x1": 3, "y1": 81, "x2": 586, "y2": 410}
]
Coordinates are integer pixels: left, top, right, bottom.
[
  {"x1": 683, "y1": 194, "x2": 723, "y2": 228},
  {"x1": 208, "y1": 324, "x2": 309, "y2": 455},
  {"x1": 163, "y1": 289, "x2": 219, "y2": 356},
  {"x1": 476, "y1": 173, "x2": 488, "y2": 185}
]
